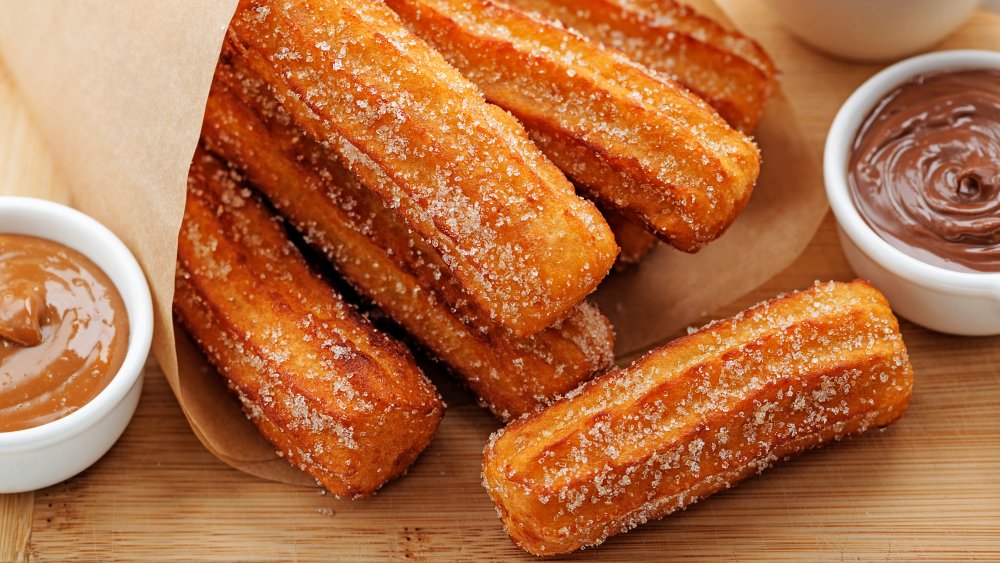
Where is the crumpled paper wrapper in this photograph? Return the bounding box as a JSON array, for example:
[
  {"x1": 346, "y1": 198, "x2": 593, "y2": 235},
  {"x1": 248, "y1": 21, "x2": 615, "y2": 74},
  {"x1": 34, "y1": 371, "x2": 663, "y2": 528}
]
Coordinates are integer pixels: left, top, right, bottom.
[{"x1": 0, "y1": 0, "x2": 825, "y2": 486}]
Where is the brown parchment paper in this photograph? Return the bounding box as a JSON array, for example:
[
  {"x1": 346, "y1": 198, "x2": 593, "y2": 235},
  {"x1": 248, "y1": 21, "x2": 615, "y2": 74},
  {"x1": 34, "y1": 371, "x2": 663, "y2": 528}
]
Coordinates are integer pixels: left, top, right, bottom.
[{"x1": 0, "y1": 0, "x2": 825, "y2": 486}]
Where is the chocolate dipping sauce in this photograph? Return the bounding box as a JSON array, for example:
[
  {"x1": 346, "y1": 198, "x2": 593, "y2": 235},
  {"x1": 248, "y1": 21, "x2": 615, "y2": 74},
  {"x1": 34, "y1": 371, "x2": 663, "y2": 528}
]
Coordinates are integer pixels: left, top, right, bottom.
[
  {"x1": 0, "y1": 234, "x2": 129, "y2": 432},
  {"x1": 849, "y1": 69, "x2": 1000, "y2": 272}
]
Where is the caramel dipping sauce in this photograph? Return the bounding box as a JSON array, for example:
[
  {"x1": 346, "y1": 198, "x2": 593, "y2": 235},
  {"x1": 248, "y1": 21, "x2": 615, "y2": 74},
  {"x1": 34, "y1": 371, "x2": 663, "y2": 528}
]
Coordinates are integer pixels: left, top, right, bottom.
[
  {"x1": 848, "y1": 69, "x2": 1000, "y2": 273},
  {"x1": 0, "y1": 234, "x2": 129, "y2": 432}
]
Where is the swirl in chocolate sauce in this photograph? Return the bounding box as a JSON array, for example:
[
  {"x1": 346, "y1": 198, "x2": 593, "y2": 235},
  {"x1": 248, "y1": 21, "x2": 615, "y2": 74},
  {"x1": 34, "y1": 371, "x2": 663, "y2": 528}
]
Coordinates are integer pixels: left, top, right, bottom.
[{"x1": 849, "y1": 69, "x2": 1000, "y2": 272}]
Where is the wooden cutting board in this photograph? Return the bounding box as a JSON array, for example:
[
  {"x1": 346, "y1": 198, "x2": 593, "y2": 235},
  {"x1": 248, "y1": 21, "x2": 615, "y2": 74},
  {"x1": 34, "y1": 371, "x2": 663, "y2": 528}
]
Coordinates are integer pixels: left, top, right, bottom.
[{"x1": 2, "y1": 1, "x2": 999, "y2": 560}]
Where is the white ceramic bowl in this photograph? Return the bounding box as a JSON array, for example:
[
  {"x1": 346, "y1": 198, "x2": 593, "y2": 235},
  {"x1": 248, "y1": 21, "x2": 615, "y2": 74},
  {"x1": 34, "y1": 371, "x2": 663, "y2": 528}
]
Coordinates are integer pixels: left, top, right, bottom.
[
  {"x1": 825, "y1": 50, "x2": 1000, "y2": 336},
  {"x1": 0, "y1": 196, "x2": 153, "y2": 492},
  {"x1": 766, "y1": 0, "x2": 983, "y2": 62}
]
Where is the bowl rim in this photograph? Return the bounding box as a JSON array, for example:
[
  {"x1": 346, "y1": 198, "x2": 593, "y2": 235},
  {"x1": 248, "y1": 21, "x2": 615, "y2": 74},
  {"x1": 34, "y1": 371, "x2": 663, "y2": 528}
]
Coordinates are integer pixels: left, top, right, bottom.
[
  {"x1": 0, "y1": 196, "x2": 153, "y2": 450},
  {"x1": 824, "y1": 49, "x2": 1000, "y2": 298}
]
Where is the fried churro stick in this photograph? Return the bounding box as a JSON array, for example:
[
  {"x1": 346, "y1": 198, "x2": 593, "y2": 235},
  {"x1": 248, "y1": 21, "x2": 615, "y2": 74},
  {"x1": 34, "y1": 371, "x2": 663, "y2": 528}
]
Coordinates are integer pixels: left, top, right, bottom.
[
  {"x1": 508, "y1": 0, "x2": 778, "y2": 264},
  {"x1": 226, "y1": 0, "x2": 617, "y2": 337},
  {"x1": 202, "y1": 50, "x2": 615, "y2": 420},
  {"x1": 509, "y1": 0, "x2": 777, "y2": 133},
  {"x1": 174, "y1": 149, "x2": 444, "y2": 498},
  {"x1": 385, "y1": 0, "x2": 761, "y2": 253},
  {"x1": 602, "y1": 206, "x2": 658, "y2": 269},
  {"x1": 483, "y1": 280, "x2": 914, "y2": 555}
]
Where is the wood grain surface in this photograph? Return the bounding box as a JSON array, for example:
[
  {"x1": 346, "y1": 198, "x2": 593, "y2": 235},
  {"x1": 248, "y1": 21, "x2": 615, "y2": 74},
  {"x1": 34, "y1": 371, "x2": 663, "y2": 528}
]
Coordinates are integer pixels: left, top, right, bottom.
[
  {"x1": 2, "y1": 1, "x2": 1000, "y2": 560},
  {"x1": 0, "y1": 53, "x2": 68, "y2": 562}
]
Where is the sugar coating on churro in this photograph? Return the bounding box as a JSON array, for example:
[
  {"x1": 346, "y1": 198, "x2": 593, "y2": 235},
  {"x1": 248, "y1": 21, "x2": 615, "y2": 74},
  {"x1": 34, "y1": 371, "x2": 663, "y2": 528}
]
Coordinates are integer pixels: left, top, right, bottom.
[
  {"x1": 201, "y1": 48, "x2": 615, "y2": 420},
  {"x1": 600, "y1": 205, "x2": 659, "y2": 267},
  {"x1": 508, "y1": 0, "x2": 777, "y2": 133},
  {"x1": 176, "y1": 150, "x2": 443, "y2": 498},
  {"x1": 227, "y1": 0, "x2": 618, "y2": 337},
  {"x1": 483, "y1": 280, "x2": 913, "y2": 555},
  {"x1": 385, "y1": 0, "x2": 761, "y2": 252}
]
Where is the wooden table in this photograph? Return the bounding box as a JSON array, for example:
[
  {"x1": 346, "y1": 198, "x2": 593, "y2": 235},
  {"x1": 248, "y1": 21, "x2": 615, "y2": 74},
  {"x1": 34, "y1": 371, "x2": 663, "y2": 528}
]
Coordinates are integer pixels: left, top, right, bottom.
[{"x1": 2, "y1": 2, "x2": 999, "y2": 560}]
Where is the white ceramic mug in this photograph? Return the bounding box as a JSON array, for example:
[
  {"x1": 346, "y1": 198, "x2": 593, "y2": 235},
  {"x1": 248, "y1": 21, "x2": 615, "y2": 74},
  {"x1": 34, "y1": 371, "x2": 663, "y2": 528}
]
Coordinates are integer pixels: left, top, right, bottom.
[{"x1": 766, "y1": 0, "x2": 1000, "y2": 62}]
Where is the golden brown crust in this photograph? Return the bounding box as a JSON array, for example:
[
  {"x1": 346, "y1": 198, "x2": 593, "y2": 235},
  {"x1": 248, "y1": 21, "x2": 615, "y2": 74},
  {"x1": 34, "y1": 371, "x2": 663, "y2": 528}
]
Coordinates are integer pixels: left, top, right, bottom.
[
  {"x1": 602, "y1": 206, "x2": 658, "y2": 269},
  {"x1": 385, "y1": 0, "x2": 761, "y2": 253},
  {"x1": 202, "y1": 50, "x2": 616, "y2": 420},
  {"x1": 226, "y1": 0, "x2": 617, "y2": 337},
  {"x1": 482, "y1": 280, "x2": 914, "y2": 555},
  {"x1": 500, "y1": 0, "x2": 777, "y2": 260},
  {"x1": 508, "y1": 0, "x2": 778, "y2": 133},
  {"x1": 174, "y1": 149, "x2": 444, "y2": 498}
]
